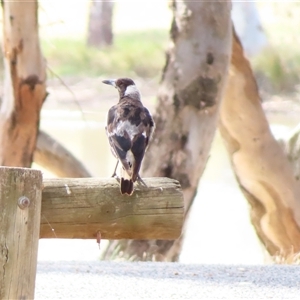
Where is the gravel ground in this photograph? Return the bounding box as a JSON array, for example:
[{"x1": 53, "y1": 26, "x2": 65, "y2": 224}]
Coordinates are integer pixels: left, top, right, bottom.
[{"x1": 35, "y1": 261, "x2": 300, "y2": 299}]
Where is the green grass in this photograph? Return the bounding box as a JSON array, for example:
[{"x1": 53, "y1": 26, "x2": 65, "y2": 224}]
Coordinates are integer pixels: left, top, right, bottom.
[{"x1": 41, "y1": 29, "x2": 169, "y2": 79}]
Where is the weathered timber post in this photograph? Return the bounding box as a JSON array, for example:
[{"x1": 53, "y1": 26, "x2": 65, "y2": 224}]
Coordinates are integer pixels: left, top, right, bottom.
[
  {"x1": 40, "y1": 177, "x2": 184, "y2": 240},
  {"x1": 0, "y1": 167, "x2": 43, "y2": 299}
]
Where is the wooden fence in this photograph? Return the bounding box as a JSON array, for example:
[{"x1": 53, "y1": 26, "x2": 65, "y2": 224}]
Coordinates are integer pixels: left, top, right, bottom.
[{"x1": 0, "y1": 166, "x2": 184, "y2": 299}]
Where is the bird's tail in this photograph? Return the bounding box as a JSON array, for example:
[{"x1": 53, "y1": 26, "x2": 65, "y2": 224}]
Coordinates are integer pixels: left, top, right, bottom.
[
  {"x1": 120, "y1": 178, "x2": 134, "y2": 195},
  {"x1": 120, "y1": 168, "x2": 134, "y2": 195}
]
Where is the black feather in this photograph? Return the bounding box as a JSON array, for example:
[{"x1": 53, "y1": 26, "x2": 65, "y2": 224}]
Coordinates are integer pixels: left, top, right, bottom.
[{"x1": 121, "y1": 178, "x2": 134, "y2": 195}]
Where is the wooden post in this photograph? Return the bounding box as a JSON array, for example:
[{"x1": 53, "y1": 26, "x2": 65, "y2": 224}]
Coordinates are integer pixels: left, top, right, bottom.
[
  {"x1": 40, "y1": 177, "x2": 184, "y2": 240},
  {"x1": 0, "y1": 167, "x2": 43, "y2": 300}
]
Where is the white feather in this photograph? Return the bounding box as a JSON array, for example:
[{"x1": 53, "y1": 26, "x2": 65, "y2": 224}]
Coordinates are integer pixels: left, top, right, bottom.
[
  {"x1": 112, "y1": 120, "x2": 140, "y2": 141},
  {"x1": 121, "y1": 150, "x2": 134, "y2": 178},
  {"x1": 124, "y1": 84, "x2": 141, "y2": 100}
]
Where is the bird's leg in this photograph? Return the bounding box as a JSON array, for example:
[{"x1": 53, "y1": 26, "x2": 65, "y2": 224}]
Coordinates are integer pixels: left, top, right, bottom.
[
  {"x1": 137, "y1": 174, "x2": 147, "y2": 187},
  {"x1": 111, "y1": 160, "x2": 119, "y2": 178}
]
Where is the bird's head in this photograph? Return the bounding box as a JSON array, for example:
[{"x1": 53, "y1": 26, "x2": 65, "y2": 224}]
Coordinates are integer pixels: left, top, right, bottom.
[{"x1": 102, "y1": 78, "x2": 141, "y2": 101}]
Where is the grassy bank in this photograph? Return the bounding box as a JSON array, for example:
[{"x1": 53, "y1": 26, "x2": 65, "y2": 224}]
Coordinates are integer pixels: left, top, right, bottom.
[{"x1": 41, "y1": 29, "x2": 169, "y2": 79}]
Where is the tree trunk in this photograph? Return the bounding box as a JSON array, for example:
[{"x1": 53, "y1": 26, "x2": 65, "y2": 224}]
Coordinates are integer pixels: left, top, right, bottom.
[
  {"x1": 219, "y1": 28, "x2": 300, "y2": 262},
  {"x1": 102, "y1": 0, "x2": 232, "y2": 261},
  {"x1": 87, "y1": 0, "x2": 114, "y2": 47},
  {"x1": 0, "y1": 0, "x2": 47, "y2": 167},
  {"x1": 231, "y1": 1, "x2": 268, "y2": 57}
]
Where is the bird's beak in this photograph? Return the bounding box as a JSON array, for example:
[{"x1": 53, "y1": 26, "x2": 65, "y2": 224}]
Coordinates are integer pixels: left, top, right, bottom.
[{"x1": 102, "y1": 79, "x2": 116, "y2": 88}]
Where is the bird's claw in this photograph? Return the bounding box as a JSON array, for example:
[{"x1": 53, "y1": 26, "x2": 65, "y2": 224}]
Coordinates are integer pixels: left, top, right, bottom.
[
  {"x1": 137, "y1": 175, "x2": 147, "y2": 187},
  {"x1": 112, "y1": 174, "x2": 120, "y2": 183}
]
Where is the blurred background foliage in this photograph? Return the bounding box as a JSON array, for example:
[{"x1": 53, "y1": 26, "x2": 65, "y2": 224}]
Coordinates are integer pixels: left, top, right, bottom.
[
  {"x1": 251, "y1": 2, "x2": 300, "y2": 93},
  {"x1": 0, "y1": 1, "x2": 298, "y2": 96},
  {"x1": 37, "y1": 1, "x2": 300, "y2": 97},
  {"x1": 38, "y1": 0, "x2": 171, "y2": 81},
  {"x1": 42, "y1": 29, "x2": 168, "y2": 78}
]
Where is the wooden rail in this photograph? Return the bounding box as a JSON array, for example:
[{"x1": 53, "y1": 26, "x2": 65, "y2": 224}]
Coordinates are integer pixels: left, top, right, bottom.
[{"x1": 41, "y1": 177, "x2": 184, "y2": 240}]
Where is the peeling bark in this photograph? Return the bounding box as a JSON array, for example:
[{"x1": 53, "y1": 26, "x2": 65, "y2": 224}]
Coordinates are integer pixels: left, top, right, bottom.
[
  {"x1": 0, "y1": 1, "x2": 47, "y2": 167},
  {"x1": 219, "y1": 28, "x2": 300, "y2": 260},
  {"x1": 102, "y1": 0, "x2": 232, "y2": 261}
]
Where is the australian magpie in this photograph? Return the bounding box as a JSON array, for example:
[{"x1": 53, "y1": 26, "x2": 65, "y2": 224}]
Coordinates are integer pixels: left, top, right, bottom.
[{"x1": 102, "y1": 78, "x2": 155, "y2": 195}]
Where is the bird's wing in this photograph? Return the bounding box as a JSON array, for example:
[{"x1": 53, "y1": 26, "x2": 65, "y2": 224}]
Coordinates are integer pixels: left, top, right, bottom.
[
  {"x1": 143, "y1": 107, "x2": 155, "y2": 149},
  {"x1": 130, "y1": 107, "x2": 155, "y2": 181},
  {"x1": 105, "y1": 106, "x2": 119, "y2": 159},
  {"x1": 106, "y1": 106, "x2": 133, "y2": 176}
]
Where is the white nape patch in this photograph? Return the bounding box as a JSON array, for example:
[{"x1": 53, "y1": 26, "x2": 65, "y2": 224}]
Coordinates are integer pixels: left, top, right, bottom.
[
  {"x1": 124, "y1": 84, "x2": 141, "y2": 100},
  {"x1": 113, "y1": 120, "x2": 140, "y2": 140}
]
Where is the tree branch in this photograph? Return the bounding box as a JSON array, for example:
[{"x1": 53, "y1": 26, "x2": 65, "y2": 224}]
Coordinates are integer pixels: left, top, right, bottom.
[
  {"x1": 219, "y1": 27, "x2": 300, "y2": 259},
  {"x1": 34, "y1": 130, "x2": 91, "y2": 178}
]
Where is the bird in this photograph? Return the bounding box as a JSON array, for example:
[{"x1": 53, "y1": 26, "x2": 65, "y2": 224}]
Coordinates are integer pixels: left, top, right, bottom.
[{"x1": 102, "y1": 78, "x2": 155, "y2": 195}]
